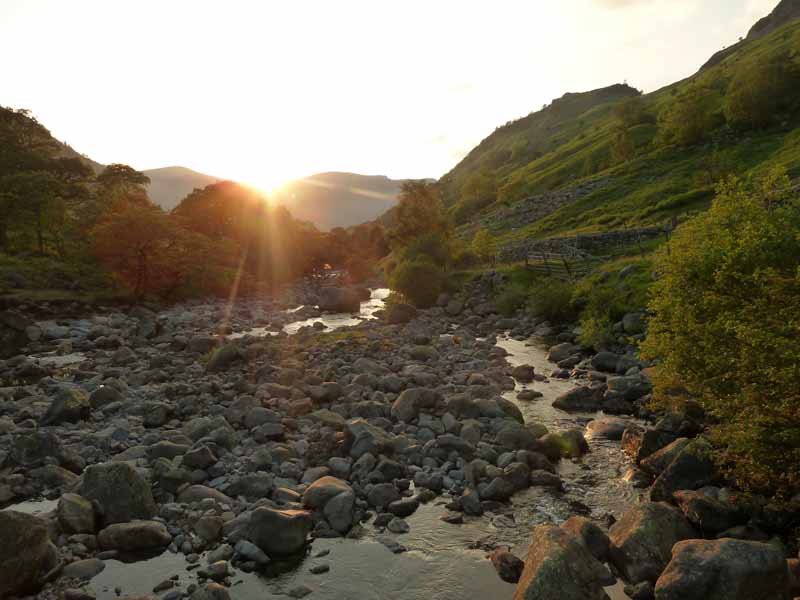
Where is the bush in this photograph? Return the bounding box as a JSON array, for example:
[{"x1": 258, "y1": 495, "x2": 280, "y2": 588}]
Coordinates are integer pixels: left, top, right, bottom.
[
  {"x1": 657, "y1": 85, "x2": 721, "y2": 146},
  {"x1": 527, "y1": 280, "x2": 577, "y2": 323},
  {"x1": 725, "y1": 57, "x2": 796, "y2": 130},
  {"x1": 578, "y1": 315, "x2": 615, "y2": 351},
  {"x1": 388, "y1": 259, "x2": 446, "y2": 308},
  {"x1": 641, "y1": 171, "x2": 800, "y2": 497},
  {"x1": 495, "y1": 283, "x2": 528, "y2": 316}
]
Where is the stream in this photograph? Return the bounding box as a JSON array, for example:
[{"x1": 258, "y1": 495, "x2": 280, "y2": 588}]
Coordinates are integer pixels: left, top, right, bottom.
[{"x1": 9, "y1": 289, "x2": 641, "y2": 599}]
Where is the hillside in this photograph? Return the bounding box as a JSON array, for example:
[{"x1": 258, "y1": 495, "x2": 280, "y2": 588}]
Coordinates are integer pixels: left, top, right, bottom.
[
  {"x1": 274, "y1": 172, "x2": 404, "y2": 230},
  {"x1": 442, "y1": 1, "x2": 800, "y2": 250},
  {"x1": 143, "y1": 166, "x2": 222, "y2": 211}
]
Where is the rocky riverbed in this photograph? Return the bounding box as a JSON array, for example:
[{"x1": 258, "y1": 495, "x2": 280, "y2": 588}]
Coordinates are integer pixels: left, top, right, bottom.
[{"x1": 1, "y1": 275, "x2": 798, "y2": 600}]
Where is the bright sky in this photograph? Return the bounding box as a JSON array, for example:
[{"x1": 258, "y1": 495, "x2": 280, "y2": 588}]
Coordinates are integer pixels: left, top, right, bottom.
[{"x1": 0, "y1": 0, "x2": 779, "y2": 189}]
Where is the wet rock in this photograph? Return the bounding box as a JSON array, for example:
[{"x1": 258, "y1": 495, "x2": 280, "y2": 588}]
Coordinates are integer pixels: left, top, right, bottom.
[
  {"x1": 246, "y1": 507, "x2": 312, "y2": 556},
  {"x1": 41, "y1": 386, "x2": 91, "y2": 425},
  {"x1": 178, "y1": 485, "x2": 234, "y2": 505},
  {"x1": 0, "y1": 511, "x2": 60, "y2": 597},
  {"x1": 385, "y1": 303, "x2": 417, "y2": 324},
  {"x1": 609, "y1": 502, "x2": 696, "y2": 585},
  {"x1": 586, "y1": 417, "x2": 628, "y2": 441},
  {"x1": 191, "y1": 583, "x2": 231, "y2": 600},
  {"x1": 367, "y1": 482, "x2": 401, "y2": 508},
  {"x1": 317, "y1": 287, "x2": 361, "y2": 313},
  {"x1": 640, "y1": 438, "x2": 690, "y2": 476},
  {"x1": 98, "y1": 520, "x2": 171, "y2": 551},
  {"x1": 62, "y1": 558, "x2": 105, "y2": 579},
  {"x1": 390, "y1": 387, "x2": 439, "y2": 422},
  {"x1": 655, "y1": 538, "x2": 789, "y2": 600},
  {"x1": 182, "y1": 446, "x2": 218, "y2": 470},
  {"x1": 650, "y1": 438, "x2": 715, "y2": 502},
  {"x1": 673, "y1": 489, "x2": 748, "y2": 535},
  {"x1": 517, "y1": 389, "x2": 543, "y2": 401},
  {"x1": 89, "y1": 385, "x2": 124, "y2": 408},
  {"x1": 324, "y1": 490, "x2": 355, "y2": 534},
  {"x1": 552, "y1": 385, "x2": 603, "y2": 412},
  {"x1": 79, "y1": 462, "x2": 156, "y2": 525},
  {"x1": 621, "y1": 427, "x2": 677, "y2": 463},
  {"x1": 515, "y1": 524, "x2": 615, "y2": 599},
  {"x1": 529, "y1": 470, "x2": 564, "y2": 490},
  {"x1": 303, "y1": 476, "x2": 353, "y2": 509},
  {"x1": 234, "y1": 539, "x2": 270, "y2": 565},
  {"x1": 546, "y1": 342, "x2": 581, "y2": 363},
  {"x1": 490, "y1": 548, "x2": 525, "y2": 583},
  {"x1": 345, "y1": 419, "x2": 396, "y2": 458},
  {"x1": 591, "y1": 351, "x2": 620, "y2": 373},
  {"x1": 387, "y1": 517, "x2": 410, "y2": 533},
  {"x1": 57, "y1": 493, "x2": 96, "y2": 534},
  {"x1": 195, "y1": 516, "x2": 225, "y2": 543},
  {"x1": 206, "y1": 343, "x2": 244, "y2": 372},
  {"x1": 511, "y1": 364, "x2": 535, "y2": 383},
  {"x1": 561, "y1": 516, "x2": 610, "y2": 563},
  {"x1": 388, "y1": 496, "x2": 420, "y2": 518}
]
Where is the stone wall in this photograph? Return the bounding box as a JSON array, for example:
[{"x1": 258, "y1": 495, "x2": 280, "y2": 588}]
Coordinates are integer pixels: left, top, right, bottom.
[{"x1": 499, "y1": 225, "x2": 669, "y2": 263}]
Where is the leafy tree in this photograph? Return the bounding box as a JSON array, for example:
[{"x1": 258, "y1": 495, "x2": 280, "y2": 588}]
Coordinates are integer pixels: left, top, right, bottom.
[
  {"x1": 96, "y1": 164, "x2": 150, "y2": 205},
  {"x1": 610, "y1": 122, "x2": 635, "y2": 164},
  {"x1": 641, "y1": 170, "x2": 800, "y2": 496},
  {"x1": 657, "y1": 85, "x2": 721, "y2": 146},
  {"x1": 724, "y1": 57, "x2": 796, "y2": 130},
  {"x1": 389, "y1": 259, "x2": 446, "y2": 308},
  {"x1": 471, "y1": 228, "x2": 496, "y2": 264},
  {"x1": 614, "y1": 96, "x2": 651, "y2": 129},
  {"x1": 387, "y1": 181, "x2": 448, "y2": 249}
]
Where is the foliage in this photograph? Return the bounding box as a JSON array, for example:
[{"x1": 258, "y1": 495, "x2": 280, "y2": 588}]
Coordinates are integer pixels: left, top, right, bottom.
[
  {"x1": 656, "y1": 85, "x2": 722, "y2": 147},
  {"x1": 471, "y1": 228, "x2": 496, "y2": 264},
  {"x1": 495, "y1": 283, "x2": 528, "y2": 316},
  {"x1": 388, "y1": 259, "x2": 446, "y2": 308},
  {"x1": 387, "y1": 181, "x2": 449, "y2": 249},
  {"x1": 724, "y1": 56, "x2": 797, "y2": 130},
  {"x1": 641, "y1": 171, "x2": 800, "y2": 496},
  {"x1": 527, "y1": 279, "x2": 577, "y2": 323}
]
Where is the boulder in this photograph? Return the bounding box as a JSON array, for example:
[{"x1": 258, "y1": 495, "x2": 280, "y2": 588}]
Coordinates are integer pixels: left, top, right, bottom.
[
  {"x1": 41, "y1": 386, "x2": 91, "y2": 425},
  {"x1": 79, "y1": 462, "x2": 156, "y2": 525},
  {"x1": 655, "y1": 539, "x2": 790, "y2": 600},
  {"x1": 246, "y1": 507, "x2": 312, "y2": 556},
  {"x1": 57, "y1": 493, "x2": 96, "y2": 534},
  {"x1": 673, "y1": 490, "x2": 748, "y2": 535},
  {"x1": 178, "y1": 485, "x2": 234, "y2": 505},
  {"x1": 345, "y1": 419, "x2": 396, "y2": 458},
  {"x1": 591, "y1": 351, "x2": 620, "y2": 373},
  {"x1": 511, "y1": 364, "x2": 535, "y2": 383},
  {"x1": 302, "y1": 476, "x2": 353, "y2": 509},
  {"x1": 561, "y1": 516, "x2": 610, "y2": 563},
  {"x1": 650, "y1": 438, "x2": 715, "y2": 502},
  {"x1": 0, "y1": 511, "x2": 60, "y2": 597},
  {"x1": 640, "y1": 438, "x2": 690, "y2": 476},
  {"x1": 586, "y1": 417, "x2": 628, "y2": 441},
  {"x1": 391, "y1": 387, "x2": 439, "y2": 422},
  {"x1": 385, "y1": 303, "x2": 417, "y2": 324},
  {"x1": 490, "y1": 548, "x2": 525, "y2": 583},
  {"x1": 514, "y1": 524, "x2": 614, "y2": 600},
  {"x1": 552, "y1": 386, "x2": 603, "y2": 412},
  {"x1": 206, "y1": 343, "x2": 244, "y2": 372},
  {"x1": 546, "y1": 342, "x2": 581, "y2": 363},
  {"x1": 191, "y1": 583, "x2": 231, "y2": 600},
  {"x1": 609, "y1": 502, "x2": 696, "y2": 585},
  {"x1": 98, "y1": 520, "x2": 171, "y2": 551},
  {"x1": 317, "y1": 287, "x2": 361, "y2": 313},
  {"x1": 323, "y1": 490, "x2": 355, "y2": 534}
]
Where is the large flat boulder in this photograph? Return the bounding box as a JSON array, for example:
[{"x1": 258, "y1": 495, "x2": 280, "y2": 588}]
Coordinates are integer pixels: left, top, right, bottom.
[
  {"x1": 655, "y1": 539, "x2": 790, "y2": 600},
  {"x1": 0, "y1": 511, "x2": 60, "y2": 597},
  {"x1": 246, "y1": 507, "x2": 312, "y2": 557},
  {"x1": 609, "y1": 502, "x2": 696, "y2": 585},
  {"x1": 79, "y1": 462, "x2": 156, "y2": 526},
  {"x1": 317, "y1": 287, "x2": 361, "y2": 313},
  {"x1": 98, "y1": 520, "x2": 171, "y2": 551},
  {"x1": 514, "y1": 524, "x2": 614, "y2": 599}
]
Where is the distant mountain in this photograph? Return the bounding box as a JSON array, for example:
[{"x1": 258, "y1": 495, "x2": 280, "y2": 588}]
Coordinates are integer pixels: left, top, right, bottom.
[
  {"x1": 274, "y1": 172, "x2": 406, "y2": 230},
  {"x1": 143, "y1": 166, "x2": 222, "y2": 211}
]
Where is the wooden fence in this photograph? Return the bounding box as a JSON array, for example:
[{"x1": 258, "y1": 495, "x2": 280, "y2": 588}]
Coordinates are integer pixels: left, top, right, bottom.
[{"x1": 524, "y1": 251, "x2": 601, "y2": 280}]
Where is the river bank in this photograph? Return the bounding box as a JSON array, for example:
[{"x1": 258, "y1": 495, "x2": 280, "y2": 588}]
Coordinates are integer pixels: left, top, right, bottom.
[{"x1": 0, "y1": 274, "x2": 796, "y2": 600}]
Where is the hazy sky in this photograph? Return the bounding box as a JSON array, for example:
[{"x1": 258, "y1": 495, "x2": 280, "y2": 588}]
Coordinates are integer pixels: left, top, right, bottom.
[{"x1": 0, "y1": 0, "x2": 779, "y2": 189}]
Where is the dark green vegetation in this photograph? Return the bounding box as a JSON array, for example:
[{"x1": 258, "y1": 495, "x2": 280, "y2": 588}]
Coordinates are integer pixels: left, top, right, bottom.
[
  {"x1": 439, "y1": 18, "x2": 800, "y2": 245},
  {"x1": 0, "y1": 107, "x2": 389, "y2": 301},
  {"x1": 642, "y1": 171, "x2": 800, "y2": 497}
]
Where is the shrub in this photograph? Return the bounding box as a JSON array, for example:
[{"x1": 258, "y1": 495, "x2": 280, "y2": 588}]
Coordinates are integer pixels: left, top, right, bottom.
[
  {"x1": 578, "y1": 315, "x2": 615, "y2": 350},
  {"x1": 388, "y1": 259, "x2": 446, "y2": 308},
  {"x1": 657, "y1": 85, "x2": 721, "y2": 146},
  {"x1": 641, "y1": 171, "x2": 800, "y2": 497},
  {"x1": 495, "y1": 283, "x2": 528, "y2": 316},
  {"x1": 724, "y1": 57, "x2": 796, "y2": 130},
  {"x1": 527, "y1": 279, "x2": 577, "y2": 323}
]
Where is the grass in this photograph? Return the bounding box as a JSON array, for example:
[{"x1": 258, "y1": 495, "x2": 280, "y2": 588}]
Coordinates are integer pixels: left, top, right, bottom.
[{"x1": 445, "y1": 19, "x2": 800, "y2": 245}]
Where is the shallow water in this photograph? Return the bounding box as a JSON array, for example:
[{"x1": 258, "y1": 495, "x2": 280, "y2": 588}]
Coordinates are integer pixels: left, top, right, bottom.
[{"x1": 231, "y1": 288, "x2": 391, "y2": 338}]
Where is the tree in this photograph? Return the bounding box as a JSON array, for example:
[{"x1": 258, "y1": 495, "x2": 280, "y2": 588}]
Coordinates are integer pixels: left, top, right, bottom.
[
  {"x1": 641, "y1": 169, "x2": 800, "y2": 496},
  {"x1": 387, "y1": 181, "x2": 448, "y2": 249},
  {"x1": 614, "y1": 96, "x2": 651, "y2": 129},
  {"x1": 472, "y1": 228, "x2": 496, "y2": 264},
  {"x1": 725, "y1": 57, "x2": 796, "y2": 130},
  {"x1": 610, "y1": 122, "x2": 635, "y2": 164},
  {"x1": 389, "y1": 259, "x2": 447, "y2": 308},
  {"x1": 657, "y1": 85, "x2": 721, "y2": 146},
  {"x1": 96, "y1": 164, "x2": 150, "y2": 206}
]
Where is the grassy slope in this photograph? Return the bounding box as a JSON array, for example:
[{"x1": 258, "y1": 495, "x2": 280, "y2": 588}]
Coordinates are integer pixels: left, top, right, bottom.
[{"x1": 443, "y1": 20, "x2": 800, "y2": 245}]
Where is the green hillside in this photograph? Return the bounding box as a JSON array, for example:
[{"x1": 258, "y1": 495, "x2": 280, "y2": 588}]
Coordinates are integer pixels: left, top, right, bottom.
[{"x1": 443, "y1": 17, "x2": 800, "y2": 247}]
